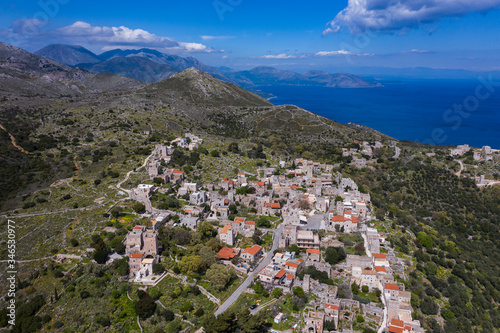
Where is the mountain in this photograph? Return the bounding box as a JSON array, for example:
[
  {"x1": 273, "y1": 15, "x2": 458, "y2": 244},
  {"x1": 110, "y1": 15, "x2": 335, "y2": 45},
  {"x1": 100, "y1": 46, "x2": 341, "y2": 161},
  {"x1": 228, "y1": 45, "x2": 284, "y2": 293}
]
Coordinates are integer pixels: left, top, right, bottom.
[
  {"x1": 0, "y1": 42, "x2": 143, "y2": 96},
  {"x1": 77, "y1": 56, "x2": 179, "y2": 83},
  {"x1": 97, "y1": 48, "x2": 231, "y2": 81},
  {"x1": 145, "y1": 67, "x2": 272, "y2": 107},
  {"x1": 34, "y1": 44, "x2": 102, "y2": 66},
  {"x1": 222, "y1": 66, "x2": 380, "y2": 88}
]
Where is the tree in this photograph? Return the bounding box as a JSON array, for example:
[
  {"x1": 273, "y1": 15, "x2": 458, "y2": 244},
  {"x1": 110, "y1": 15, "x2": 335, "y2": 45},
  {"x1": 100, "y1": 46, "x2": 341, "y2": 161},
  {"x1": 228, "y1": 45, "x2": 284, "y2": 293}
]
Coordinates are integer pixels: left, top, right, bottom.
[
  {"x1": 206, "y1": 264, "x2": 232, "y2": 291},
  {"x1": 153, "y1": 263, "x2": 165, "y2": 274},
  {"x1": 133, "y1": 202, "x2": 146, "y2": 213},
  {"x1": 288, "y1": 244, "x2": 300, "y2": 254},
  {"x1": 325, "y1": 247, "x2": 346, "y2": 266},
  {"x1": 198, "y1": 221, "x2": 217, "y2": 239},
  {"x1": 134, "y1": 292, "x2": 156, "y2": 319},
  {"x1": 271, "y1": 288, "x2": 283, "y2": 298},
  {"x1": 252, "y1": 228, "x2": 263, "y2": 245},
  {"x1": 111, "y1": 206, "x2": 122, "y2": 218},
  {"x1": 293, "y1": 286, "x2": 305, "y2": 297},
  {"x1": 178, "y1": 255, "x2": 202, "y2": 275},
  {"x1": 351, "y1": 282, "x2": 360, "y2": 295},
  {"x1": 417, "y1": 232, "x2": 434, "y2": 249},
  {"x1": 362, "y1": 285, "x2": 369, "y2": 293}
]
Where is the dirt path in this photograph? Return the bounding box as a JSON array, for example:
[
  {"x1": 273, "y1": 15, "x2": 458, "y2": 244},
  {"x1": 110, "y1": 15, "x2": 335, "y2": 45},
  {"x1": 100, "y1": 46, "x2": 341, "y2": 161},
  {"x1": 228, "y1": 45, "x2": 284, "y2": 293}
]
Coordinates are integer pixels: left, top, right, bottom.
[{"x1": 0, "y1": 123, "x2": 29, "y2": 154}]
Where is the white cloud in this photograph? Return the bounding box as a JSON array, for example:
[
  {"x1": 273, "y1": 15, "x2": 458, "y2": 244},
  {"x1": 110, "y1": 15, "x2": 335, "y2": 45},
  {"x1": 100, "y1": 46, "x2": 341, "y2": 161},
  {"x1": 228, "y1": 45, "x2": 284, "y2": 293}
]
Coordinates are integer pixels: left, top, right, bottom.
[
  {"x1": 259, "y1": 53, "x2": 296, "y2": 59},
  {"x1": 410, "y1": 48, "x2": 430, "y2": 53},
  {"x1": 315, "y1": 50, "x2": 353, "y2": 56},
  {"x1": 324, "y1": 0, "x2": 500, "y2": 35},
  {"x1": 315, "y1": 50, "x2": 373, "y2": 57},
  {"x1": 1, "y1": 20, "x2": 218, "y2": 53},
  {"x1": 200, "y1": 35, "x2": 235, "y2": 40}
]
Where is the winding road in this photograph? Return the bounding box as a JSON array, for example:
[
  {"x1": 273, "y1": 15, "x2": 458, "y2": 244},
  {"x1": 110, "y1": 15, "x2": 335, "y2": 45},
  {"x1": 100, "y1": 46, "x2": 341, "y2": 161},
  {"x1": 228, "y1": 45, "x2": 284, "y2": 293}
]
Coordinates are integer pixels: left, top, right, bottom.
[{"x1": 214, "y1": 225, "x2": 284, "y2": 316}]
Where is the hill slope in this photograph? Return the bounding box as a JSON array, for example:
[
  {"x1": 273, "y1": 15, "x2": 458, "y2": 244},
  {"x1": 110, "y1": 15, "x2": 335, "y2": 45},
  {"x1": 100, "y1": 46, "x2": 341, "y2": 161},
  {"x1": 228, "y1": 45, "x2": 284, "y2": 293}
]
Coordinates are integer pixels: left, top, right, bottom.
[
  {"x1": 35, "y1": 44, "x2": 102, "y2": 66},
  {"x1": 0, "y1": 42, "x2": 143, "y2": 96},
  {"x1": 145, "y1": 67, "x2": 273, "y2": 107}
]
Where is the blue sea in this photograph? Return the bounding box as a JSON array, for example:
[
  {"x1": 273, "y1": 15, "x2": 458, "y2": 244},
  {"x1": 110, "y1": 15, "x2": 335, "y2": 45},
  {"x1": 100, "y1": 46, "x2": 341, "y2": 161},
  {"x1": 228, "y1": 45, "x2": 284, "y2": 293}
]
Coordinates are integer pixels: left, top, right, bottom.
[{"x1": 257, "y1": 79, "x2": 500, "y2": 148}]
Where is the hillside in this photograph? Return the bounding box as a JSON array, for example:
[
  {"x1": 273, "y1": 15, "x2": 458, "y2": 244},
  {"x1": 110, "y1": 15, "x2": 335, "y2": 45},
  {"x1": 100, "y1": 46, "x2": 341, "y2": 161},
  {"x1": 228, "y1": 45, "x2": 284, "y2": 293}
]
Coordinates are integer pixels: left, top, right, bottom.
[
  {"x1": 0, "y1": 42, "x2": 143, "y2": 96},
  {"x1": 34, "y1": 44, "x2": 102, "y2": 66},
  {"x1": 145, "y1": 67, "x2": 273, "y2": 107},
  {"x1": 78, "y1": 56, "x2": 179, "y2": 83}
]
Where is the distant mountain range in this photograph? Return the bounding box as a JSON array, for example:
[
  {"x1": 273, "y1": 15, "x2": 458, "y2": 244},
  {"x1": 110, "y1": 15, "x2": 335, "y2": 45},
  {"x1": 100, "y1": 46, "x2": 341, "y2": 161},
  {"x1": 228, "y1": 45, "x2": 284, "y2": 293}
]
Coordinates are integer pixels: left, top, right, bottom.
[
  {"x1": 34, "y1": 44, "x2": 380, "y2": 88},
  {"x1": 0, "y1": 42, "x2": 142, "y2": 96}
]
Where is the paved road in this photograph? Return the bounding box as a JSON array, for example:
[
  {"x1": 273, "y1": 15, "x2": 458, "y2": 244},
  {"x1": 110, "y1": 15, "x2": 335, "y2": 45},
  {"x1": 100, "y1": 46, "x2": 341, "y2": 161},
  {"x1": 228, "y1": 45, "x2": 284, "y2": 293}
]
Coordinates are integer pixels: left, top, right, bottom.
[
  {"x1": 393, "y1": 146, "x2": 401, "y2": 158},
  {"x1": 303, "y1": 214, "x2": 325, "y2": 230},
  {"x1": 214, "y1": 225, "x2": 284, "y2": 316}
]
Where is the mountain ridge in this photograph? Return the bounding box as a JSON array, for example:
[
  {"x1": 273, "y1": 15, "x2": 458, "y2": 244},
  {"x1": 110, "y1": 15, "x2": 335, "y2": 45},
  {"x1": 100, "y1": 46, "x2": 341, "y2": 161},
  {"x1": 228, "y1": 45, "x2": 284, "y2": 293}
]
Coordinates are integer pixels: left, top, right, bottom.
[{"x1": 33, "y1": 44, "x2": 379, "y2": 88}]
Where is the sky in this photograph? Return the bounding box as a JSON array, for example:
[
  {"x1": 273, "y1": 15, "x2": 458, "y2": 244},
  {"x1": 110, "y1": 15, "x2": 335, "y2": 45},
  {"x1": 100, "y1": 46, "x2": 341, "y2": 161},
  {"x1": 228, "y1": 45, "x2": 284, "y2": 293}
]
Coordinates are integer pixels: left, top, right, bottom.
[{"x1": 1, "y1": 0, "x2": 500, "y2": 73}]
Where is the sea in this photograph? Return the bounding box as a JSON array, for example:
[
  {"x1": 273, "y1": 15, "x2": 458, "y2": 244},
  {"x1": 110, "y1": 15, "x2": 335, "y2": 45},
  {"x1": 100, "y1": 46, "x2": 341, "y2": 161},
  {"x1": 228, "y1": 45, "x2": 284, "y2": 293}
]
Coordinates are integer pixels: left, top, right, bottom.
[{"x1": 257, "y1": 78, "x2": 500, "y2": 149}]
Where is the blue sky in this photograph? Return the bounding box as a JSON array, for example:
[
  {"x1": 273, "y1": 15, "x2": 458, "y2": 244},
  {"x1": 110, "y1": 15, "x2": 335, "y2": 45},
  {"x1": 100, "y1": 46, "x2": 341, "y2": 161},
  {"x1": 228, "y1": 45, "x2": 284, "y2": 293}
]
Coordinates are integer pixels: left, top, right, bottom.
[{"x1": 1, "y1": 0, "x2": 500, "y2": 72}]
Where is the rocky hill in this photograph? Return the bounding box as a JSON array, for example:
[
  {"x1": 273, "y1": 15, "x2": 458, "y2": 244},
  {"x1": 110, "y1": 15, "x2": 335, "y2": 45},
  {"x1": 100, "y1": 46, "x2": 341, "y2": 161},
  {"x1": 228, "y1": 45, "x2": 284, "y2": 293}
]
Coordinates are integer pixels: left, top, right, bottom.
[
  {"x1": 0, "y1": 42, "x2": 143, "y2": 96},
  {"x1": 145, "y1": 67, "x2": 273, "y2": 107}
]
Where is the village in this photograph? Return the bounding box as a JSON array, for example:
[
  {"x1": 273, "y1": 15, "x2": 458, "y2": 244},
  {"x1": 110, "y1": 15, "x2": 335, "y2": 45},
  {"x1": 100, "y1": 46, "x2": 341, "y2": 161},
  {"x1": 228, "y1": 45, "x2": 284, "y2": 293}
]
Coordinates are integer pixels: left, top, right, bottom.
[{"x1": 109, "y1": 132, "x2": 433, "y2": 333}]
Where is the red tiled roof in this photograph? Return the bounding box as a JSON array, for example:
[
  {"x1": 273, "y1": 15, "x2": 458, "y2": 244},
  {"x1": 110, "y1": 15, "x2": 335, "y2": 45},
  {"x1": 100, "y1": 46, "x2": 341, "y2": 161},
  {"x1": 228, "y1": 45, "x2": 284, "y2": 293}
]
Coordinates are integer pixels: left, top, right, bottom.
[
  {"x1": 373, "y1": 253, "x2": 387, "y2": 259},
  {"x1": 264, "y1": 202, "x2": 281, "y2": 209},
  {"x1": 133, "y1": 226, "x2": 144, "y2": 230},
  {"x1": 234, "y1": 217, "x2": 246, "y2": 223},
  {"x1": 285, "y1": 261, "x2": 299, "y2": 268},
  {"x1": 291, "y1": 185, "x2": 298, "y2": 189},
  {"x1": 130, "y1": 253, "x2": 143, "y2": 259},
  {"x1": 385, "y1": 283, "x2": 399, "y2": 291},
  {"x1": 388, "y1": 326, "x2": 403, "y2": 333},
  {"x1": 275, "y1": 269, "x2": 286, "y2": 279},
  {"x1": 286, "y1": 274, "x2": 294, "y2": 280},
  {"x1": 391, "y1": 319, "x2": 404, "y2": 328},
  {"x1": 218, "y1": 247, "x2": 238, "y2": 260},
  {"x1": 238, "y1": 173, "x2": 246, "y2": 175},
  {"x1": 325, "y1": 304, "x2": 339, "y2": 310},
  {"x1": 375, "y1": 266, "x2": 387, "y2": 273},
  {"x1": 243, "y1": 245, "x2": 262, "y2": 256},
  {"x1": 332, "y1": 216, "x2": 347, "y2": 222},
  {"x1": 245, "y1": 221, "x2": 255, "y2": 225},
  {"x1": 172, "y1": 169, "x2": 184, "y2": 174},
  {"x1": 219, "y1": 225, "x2": 232, "y2": 234},
  {"x1": 362, "y1": 270, "x2": 376, "y2": 275},
  {"x1": 306, "y1": 248, "x2": 321, "y2": 255},
  {"x1": 344, "y1": 210, "x2": 352, "y2": 214}
]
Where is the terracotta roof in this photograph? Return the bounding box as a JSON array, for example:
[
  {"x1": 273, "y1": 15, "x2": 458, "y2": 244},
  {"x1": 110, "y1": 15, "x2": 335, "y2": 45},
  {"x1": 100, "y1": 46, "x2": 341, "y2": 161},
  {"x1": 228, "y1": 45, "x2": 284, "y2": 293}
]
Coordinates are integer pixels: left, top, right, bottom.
[
  {"x1": 238, "y1": 173, "x2": 246, "y2": 175},
  {"x1": 234, "y1": 217, "x2": 246, "y2": 223},
  {"x1": 133, "y1": 226, "x2": 144, "y2": 230},
  {"x1": 325, "y1": 304, "x2": 339, "y2": 310},
  {"x1": 388, "y1": 326, "x2": 403, "y2": 333},
  {"x1": 375, "y1": 266, "x2": 387, "y2": 273},
  {"x1": 264, "y1": 202, "x2": 281, "y2": 209},
  {"x1": 219, "y1": 225, "x2": 232, "y2": 234},
  {"x1": 332, "y1": 216, "x2": 348, "y2": 222},
  {"x1": 385, "y1": 283, "x2": 399, "y2": 291},
  {"x1": 306, "y1": 248, "x2": 321, "y2": 255},
  {"x1": 344, "y1": 210, "x2": 352, "y2": 214},
  {"x1": 245, "y1": 221, "x2": 255, "y2": 225},
  {"x1": 391, "y1": 319, "x2": 404, "y2": 328},
  {"x1": 285, "y1": 261, "x2": 299, "y2": 268},
  {"x1": 243, "y1": 245, "x2": 262, "y2": 256},
  {"x1": 291, "y1": 185, "x2": 298, "y2": 189},
  {"x1": 275, "y1": 269, "x2": 286, "y2": 279},
  {"x1": 172, "y1": 169, "x2": 184, "y2": 174},
  {"x1": 373, "y1": 253, "x2": 387, "y2": 259},
  {"x1": 218, "y1": 247, "x2": 238, "y2": 260},
  {"x1": 362, "y1": 269, "x2": 376, "y2": 275},
  {"x1": 286, "y1": 274, "x2": 294, "y2": 280},
  {"x1": 130, "y1": 253, "x2": 143, "y2": 259}
]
